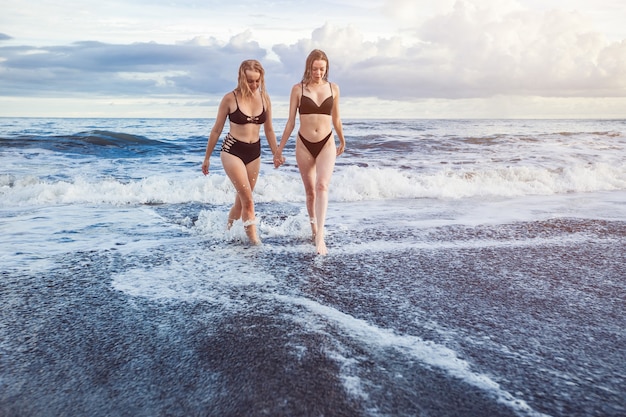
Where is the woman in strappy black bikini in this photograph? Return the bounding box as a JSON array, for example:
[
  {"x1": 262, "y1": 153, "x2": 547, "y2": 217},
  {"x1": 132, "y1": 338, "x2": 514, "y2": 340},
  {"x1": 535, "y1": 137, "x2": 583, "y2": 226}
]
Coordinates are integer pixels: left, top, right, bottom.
[
  {"x1": 202, "y1": 59, "x2": 281, "y2": 245},
  {"x1": 275, "y1": 49, "x2": 346, "y2": 255}
]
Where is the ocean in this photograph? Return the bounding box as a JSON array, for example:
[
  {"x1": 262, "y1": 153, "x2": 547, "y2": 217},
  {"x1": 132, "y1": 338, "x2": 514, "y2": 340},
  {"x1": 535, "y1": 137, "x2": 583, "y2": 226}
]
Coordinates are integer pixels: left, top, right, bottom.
[{"x1": 1, "y1": 117, "x2": 625, "y2": 417}]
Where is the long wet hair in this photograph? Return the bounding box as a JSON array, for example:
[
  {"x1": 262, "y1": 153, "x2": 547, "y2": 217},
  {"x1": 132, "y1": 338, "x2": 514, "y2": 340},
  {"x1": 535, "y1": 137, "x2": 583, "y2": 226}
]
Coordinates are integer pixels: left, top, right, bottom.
[
  {"x1": 235, "y1": 59, "x2": 266, "y2": 100},
  {"x1": 301, "y1": 49, "x2": 330, "y2": 84}
]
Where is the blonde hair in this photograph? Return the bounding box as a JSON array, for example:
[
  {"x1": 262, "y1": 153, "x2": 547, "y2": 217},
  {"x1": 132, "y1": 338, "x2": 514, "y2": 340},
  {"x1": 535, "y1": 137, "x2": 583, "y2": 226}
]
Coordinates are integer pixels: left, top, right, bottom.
[
  {"x1": 301, "y1": 49, "x2": 329, "y2": 84},
  {"x1": 235, "y1": 59, "x2": 266, "y2": 100}
]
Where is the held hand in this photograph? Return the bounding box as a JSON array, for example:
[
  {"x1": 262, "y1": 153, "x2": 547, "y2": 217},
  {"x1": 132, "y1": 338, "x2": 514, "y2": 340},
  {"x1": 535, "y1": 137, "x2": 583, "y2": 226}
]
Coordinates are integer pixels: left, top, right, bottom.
[
  {"x1": 273, "y1": 154, "x2": 285, "y2": 168},
  {"x1": 201, "y1": 159, "x2": 210, "y2": 175}
]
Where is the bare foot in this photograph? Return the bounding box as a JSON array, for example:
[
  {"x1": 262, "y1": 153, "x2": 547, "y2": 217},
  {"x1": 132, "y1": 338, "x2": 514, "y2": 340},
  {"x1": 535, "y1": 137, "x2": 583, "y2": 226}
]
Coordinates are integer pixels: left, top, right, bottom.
[
  {"x1": 227, "y1": 218, "x2": 236, "y2": 230},
  {"x1": 310, "y1": 218, "x2": 317, "y2": 242},
  {"x1": 315, "y1": 235, "x2": 328, "y2": 255},
  {"x1": 246, "y1": 232, "x2": 262, "y2": 245},
  {"x1": 243, "y1": 219, "x2": 261, "y2": 245}
]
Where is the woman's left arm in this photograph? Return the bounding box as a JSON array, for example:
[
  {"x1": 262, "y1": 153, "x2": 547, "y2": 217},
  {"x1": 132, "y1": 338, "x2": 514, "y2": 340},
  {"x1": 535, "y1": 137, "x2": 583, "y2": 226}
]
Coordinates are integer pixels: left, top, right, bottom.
[
  {"x1": 262, "y1": 94, "x2": 283, "y2": 166},
  {"x1": 332, "y1": 83, "x2": 346, "y2": 156}
]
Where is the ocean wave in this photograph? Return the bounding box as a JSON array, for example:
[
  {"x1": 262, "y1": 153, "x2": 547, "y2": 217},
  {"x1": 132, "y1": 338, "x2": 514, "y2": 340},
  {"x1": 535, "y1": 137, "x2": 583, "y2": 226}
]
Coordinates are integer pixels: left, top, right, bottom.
[
  {"x1": 2, "y1": 162, "x2": 624, "y2": 207},
  {"x1": 0, "y1": 130, "x2": 179, "y2": 156}
]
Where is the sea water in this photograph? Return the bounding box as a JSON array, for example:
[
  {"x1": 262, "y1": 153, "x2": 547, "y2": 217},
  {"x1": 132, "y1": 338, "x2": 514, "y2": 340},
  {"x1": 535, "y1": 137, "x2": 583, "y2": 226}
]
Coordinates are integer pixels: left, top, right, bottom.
[{"x1": 1, "y1": 118, "x2": 625, "y2": 416}]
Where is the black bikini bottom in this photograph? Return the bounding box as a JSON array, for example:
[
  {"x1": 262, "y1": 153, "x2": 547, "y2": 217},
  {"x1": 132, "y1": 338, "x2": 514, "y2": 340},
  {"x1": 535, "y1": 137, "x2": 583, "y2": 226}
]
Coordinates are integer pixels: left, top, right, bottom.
[
  {"x1": 298, "y1": 131, "x2": 332, "y2": 159},
  {"x1": 221, "y1": 133, "x2": 261, "y2": 165}
]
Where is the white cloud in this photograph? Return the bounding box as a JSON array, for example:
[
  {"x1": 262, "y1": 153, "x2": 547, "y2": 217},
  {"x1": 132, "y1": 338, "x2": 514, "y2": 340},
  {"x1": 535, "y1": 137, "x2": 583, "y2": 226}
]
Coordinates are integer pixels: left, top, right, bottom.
[{"x1": 1, "y1": 0, "x2": 626, "y2": 118}]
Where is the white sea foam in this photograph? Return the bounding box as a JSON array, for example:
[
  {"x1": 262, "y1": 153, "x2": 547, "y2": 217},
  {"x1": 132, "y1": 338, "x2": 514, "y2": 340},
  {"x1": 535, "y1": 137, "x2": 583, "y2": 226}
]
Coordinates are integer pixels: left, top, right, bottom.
[
  {"x1": 2, "y1": 160, "x2": 624, "y2": 209},
  {"x1": 112, "y1": 257, "x2": 274, "y2": 304},
  {"x1": 283, "y1": 295, "x2": 551, "y2": 417},
  {"x1": 110, "y1": 249, "x2": 548, "y2": 417},
  {"x1": 0, "y1": 202, "x2": 187, "y2": 272}
]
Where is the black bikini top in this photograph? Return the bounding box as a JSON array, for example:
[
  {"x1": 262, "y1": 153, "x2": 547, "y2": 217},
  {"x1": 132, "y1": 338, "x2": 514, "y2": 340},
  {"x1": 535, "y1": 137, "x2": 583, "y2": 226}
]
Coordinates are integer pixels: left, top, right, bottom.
[
  {"x1": 299, "y1": 83, "x2": 333, "y2": 115},
  {"x1": 228, "y1": 92, "x2": 267, "y2": 125}
]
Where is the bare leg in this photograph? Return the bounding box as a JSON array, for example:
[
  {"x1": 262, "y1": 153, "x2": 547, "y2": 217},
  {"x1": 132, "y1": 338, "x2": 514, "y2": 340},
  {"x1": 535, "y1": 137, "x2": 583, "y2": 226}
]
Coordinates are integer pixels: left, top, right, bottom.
[
  {"x1": 312, "y1": 141, "x2": 336, "y2": 255},
  {"x1": 296, "y1": 141, "x2": 317, "y2": 242},
  {"x1": 227, "y1": 197, "x2": 242, "y2": 230},
  {"x1": 296, "y1": 137, "x2": 336, "y2": 255},
  {"x1": 221, "y1": 152, "x2": 261, "y2": 245}
]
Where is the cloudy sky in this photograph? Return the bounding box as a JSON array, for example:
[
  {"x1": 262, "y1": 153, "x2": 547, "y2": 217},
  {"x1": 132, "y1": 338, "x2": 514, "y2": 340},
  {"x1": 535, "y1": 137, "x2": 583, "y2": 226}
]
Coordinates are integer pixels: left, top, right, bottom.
[{"x1": 1, "y1": 0, "x2": 625, "y2": 118}]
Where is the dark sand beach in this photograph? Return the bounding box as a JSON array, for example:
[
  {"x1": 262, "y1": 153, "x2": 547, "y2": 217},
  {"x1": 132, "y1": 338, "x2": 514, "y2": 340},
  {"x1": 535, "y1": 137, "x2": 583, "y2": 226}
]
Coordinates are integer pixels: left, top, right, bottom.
[{"x1": 2, "y1": 203, "x2": 625, "y2": 417}]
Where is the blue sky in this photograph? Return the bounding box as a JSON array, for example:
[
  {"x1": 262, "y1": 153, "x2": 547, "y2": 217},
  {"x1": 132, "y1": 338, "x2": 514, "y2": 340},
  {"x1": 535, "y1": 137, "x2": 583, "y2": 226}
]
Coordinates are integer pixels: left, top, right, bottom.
[{"x1": 1, "y1": 0, "x2": 625, "y2": 118}]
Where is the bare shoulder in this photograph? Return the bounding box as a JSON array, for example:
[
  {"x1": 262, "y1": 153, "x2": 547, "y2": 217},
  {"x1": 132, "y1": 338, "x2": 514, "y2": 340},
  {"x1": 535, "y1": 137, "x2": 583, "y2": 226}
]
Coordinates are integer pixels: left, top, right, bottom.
[
  {"x1": 218, "y1": 90, "x2": 236, "y2": 110},
  {"x1": 223, "y1": 90, "x2": 236, "y2": 102},
  {"x1": 289, "y1": 83, "x2": 302, "y2": 99},
  {"x1": 330, "y1": 82, "x2": 340, "y2": 96}
]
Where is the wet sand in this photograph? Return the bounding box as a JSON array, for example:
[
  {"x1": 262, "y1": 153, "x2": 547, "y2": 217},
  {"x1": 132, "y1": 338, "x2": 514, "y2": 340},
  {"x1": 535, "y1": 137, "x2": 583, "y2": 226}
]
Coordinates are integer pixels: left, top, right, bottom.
[{"x1": 1, "y1": 208, "x2": 625, "y2": 417}]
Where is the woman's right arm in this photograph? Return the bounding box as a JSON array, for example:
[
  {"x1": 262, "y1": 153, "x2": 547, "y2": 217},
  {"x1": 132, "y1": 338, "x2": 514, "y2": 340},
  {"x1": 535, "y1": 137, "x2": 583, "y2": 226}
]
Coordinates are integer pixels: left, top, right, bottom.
[
  {"x1": 202, "y1": 94, "x2": 231, "y2": 175},
  {"x1": 276, "y1": 84, "x2": 300, "y2": 157}
]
